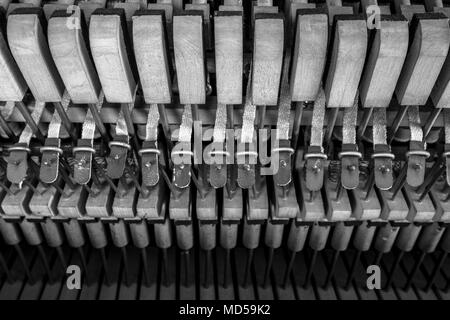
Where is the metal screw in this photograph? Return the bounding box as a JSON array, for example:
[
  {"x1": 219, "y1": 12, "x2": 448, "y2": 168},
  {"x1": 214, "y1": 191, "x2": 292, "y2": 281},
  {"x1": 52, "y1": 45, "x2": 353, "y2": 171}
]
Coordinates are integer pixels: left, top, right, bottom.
[
  {"x1": 145, "y1": 162, "x2": 151, "y2": 168},
  {"x1": 312, "y1": 164, "x2": 321, "y2": 174},
  {"x1": 243, "y1": 164, "x2": 251, "y2": 171},
  {"x1": 347, "y1": 164, "x2": 356, "y2": 172},
  {"x1": 280, "y1": 160, "x2": 287, "y2": 168},
  {"x1": 378, "y1": 165, "x2": 391, "y2": 174},
  {"x1": 114, "y1": 154, "x2": 120, "y2": 160},
  {"x1": 412, "y1": 163, "x2": 422, "y2": 171}
]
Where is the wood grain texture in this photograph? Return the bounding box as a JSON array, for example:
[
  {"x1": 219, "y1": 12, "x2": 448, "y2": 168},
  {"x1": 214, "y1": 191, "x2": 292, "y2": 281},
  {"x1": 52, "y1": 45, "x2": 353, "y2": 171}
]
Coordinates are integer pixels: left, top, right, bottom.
[
  {"x1": 7, "y1": 11, "x2": 64, "y2": 102},
  {"x1": 148, "y1": 3, "x2": 173, "y2": 23},
  {"x1": 326, "y1": 6, "x2": 353, "y2": 26},
  {"x1": 395, "y1": 15, "x2": 450, "y2": 106},
  {"x1": 7, "y1": 3, "x2": 34, "y2": 16},
  {"x1": 78, "y1": 2, "x2": 104, "y2": 26},
  {"x1": 288, "y1": 2, "x2": 314, "y2": 32},
  {"x1": 185, "y1": 3, "x2": 211, "y2": 49},
  {"x1": 114, "y1": 2, "x2": 139, "y2": 22},
  {"x1": 0, "y1": 28, "x2": 27, "y2": 101},
  {"x1": 252, "y1": 15, "x2": 284, "y2": 106},
  {"x1": 290, "y1": 12, "x2": 328, "y2": 102},
  {"x1": 48, "y1": 15, "x2": 101, "y2": 104},
  {"x1": 185, "y1": 3, "x2": 209, "y2": 20},
  {"x1": 394, "y1": 0, "x2": 425, "y2": 22},
  {"x1": 359, "y1": 18, "x2": 409, "y2": 108},
  {"x1": 218, "y1": 5, "x2": 242, "y2": 12},
  {"x1": 214, "y1": 13, "x2": 243, "y2": 105},
  {"x1": 173, "y1": 14, "x2": 205, "y2": 104},
  {"x1": 252, "y1": 3, "x2": 278, "y2": 27},
  {"x1": 324, "y1": 18, "x2": 367, "y2": 108},
  {"x1": 431, "y1": 43, "x2": 450, "y2": 108},
  {"x1": 133, "y1": 13, "x2": 171, "y2": 104},
  {"x1": 43, "y1": 3, "x2": 69, "y2": 20},
  {"x1": 89, "y1": 12, "x2": 136, "y2": 103}
]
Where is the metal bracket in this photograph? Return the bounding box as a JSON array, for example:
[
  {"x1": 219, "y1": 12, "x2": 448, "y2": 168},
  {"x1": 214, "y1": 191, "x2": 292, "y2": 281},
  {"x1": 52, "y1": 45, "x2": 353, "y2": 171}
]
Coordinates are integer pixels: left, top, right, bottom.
[
  {"x1": 272, "y1": 139, "x2": 294, "y2": 187},
  {"x1": 304, "y1": 145, "x2": 327, "y2": 191},
  {"x1": 139, "y1": 140, "x2": 160, "y2": 187},
  {"x1": 73, "y1": 139, "x2": 96, "y2": 185},
  {"x1": 107, "y1": 135, "x2": 131, "y2": 179},
  {"x1": 40, "y1": 138, "x2": 62, "y2": 184},
  {"x1": 338, "y1": 143, "x2": 361, "y2": 190}
]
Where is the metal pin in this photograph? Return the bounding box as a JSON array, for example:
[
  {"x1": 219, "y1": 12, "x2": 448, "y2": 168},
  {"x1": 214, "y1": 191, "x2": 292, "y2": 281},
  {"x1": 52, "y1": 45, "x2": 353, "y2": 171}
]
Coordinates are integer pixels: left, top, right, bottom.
[
  {"x1": 388, "y1": 106, "x2": 409, "y2": 144},
  {"x1": 345, "y1": 250, "x2": 361, "y2": 290},
  {"x1": 0, "y1": 181, "x2": 15, "y2": 196},
  {"x1": 335, "y1": 180, "x2": 344, "y2": 202},
  {"x1": 373, "y1": 251, "x2": 383, "y2": 267},
  {"x1": 55, "y1": 246, "x2": 67, "y2": 271},
  {"x1": 121, "y1": 247, "x2": 130, "y2": 286},
  {"x1": 183, "y1": 250, "x2": 190, "y2": 287},
  {"x1": 99, "y1": 247, "x2": 110, "y2": 286},
  {"x1": 88, "y1": 103, "x2": 109, "y2": 144},
  {"x1": 159, "y1": 163, "x2": 181, "y2": 198},
  {"x1": 391, "y1": 163, "x2": 408, "y2": 200},
  {"x1": 223, "y1": 248, "x2": 230, "y2": 288},
  {"x1": 325, "y1": 108, "x2": 339, "y2": 146},
  {"x1": 364, "y1": 169, "x2": 375, "y2": 201},
  {"x1": 309, "y1": 190, "x2": 316, "y2": 202},
  {"x1": 203, "y1": 250, "x2": 212, "y2": 288},
  {"x1": 52, "y1": 182, "x2": 73, "y2": 198},
  {"x1": 384, "y1": 250, "x2": 404, "y2": 289},
  {"x1": 425, "y1": 251, "x2": 447, "y2": 292},
  {"x1": 263, "y1": 248, "x2": 274, "y2": 289},
  {"x1": 141, "y1": 247, "x2": 150, "y2": 286},
  {"x1": 243, "y1": 248, "x2": 254, "y2": 288},
  {"x1": 14, "y1": 244, "x2": 32, "y2": 283},
  {"x1": 36, "y1": 244, "x2": 52, "y2": 282},
  {"x1": 162, "y1": 248, "x2": 169, "y2": 287},
  {"x1": 291, "y1": 102, "x2": 304, "y2": 154},
  {"x1": 190, "y1": 168, "x2": 206, "y2": 199},
  {"x1": 157, "y1": 104, "x2": 172, "y2": 151},
  {"x1": 324, "y1": 250, "x2": 340, "y2": 289},
  {"x1": 16, "y1": 101, "x2": 45, "y2": 143},
  {"x1": 417, "y1": 160, "x2": 445, "y2": 202},
  {"x1": 258, "y1": 105, "x2": 266, "y2": 129},
  {"x1": 59, "y1": 167, "x2": 77, "y2": 190},
  {"x1": 422, "y1": 108, "x2": 441, "y2": 141},
  {"x1": 83, "y1": 184, "x2": 99, "y2": 197},
  {"x1": 0, "y1": 251, "x2": 13, "y2": 282},
  {"x1": 304, "y1": 250, "x2": 318, "y2": 289},
  {"x1": 78, "y1": 247, "x2": 88, "y2": 275},
  {"x1": 53, "y1": 101, "x2": 76, "y2": 142},
  {"x1": 0, "y1": 113, "x2": 15, "y2": 140},
  {"x1": 404, "y1": 251, "x2": 427, "y2": 291},
  {"x1": 357, "y1": 108, "x2": 373, "y2": 138},
  {"x1": 104, "y1": 175, "x2": 119, "y2": 194},
  {"x1": 283, "y1": 251, "x2": 296, "y2": 289}
]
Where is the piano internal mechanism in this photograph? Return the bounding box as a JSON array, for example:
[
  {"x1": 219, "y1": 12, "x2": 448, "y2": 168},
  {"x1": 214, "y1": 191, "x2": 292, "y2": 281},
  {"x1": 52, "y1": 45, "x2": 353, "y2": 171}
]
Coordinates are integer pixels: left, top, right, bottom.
[{"x1": 0, "y1": 0, "x2": 450, "y2": 301}]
